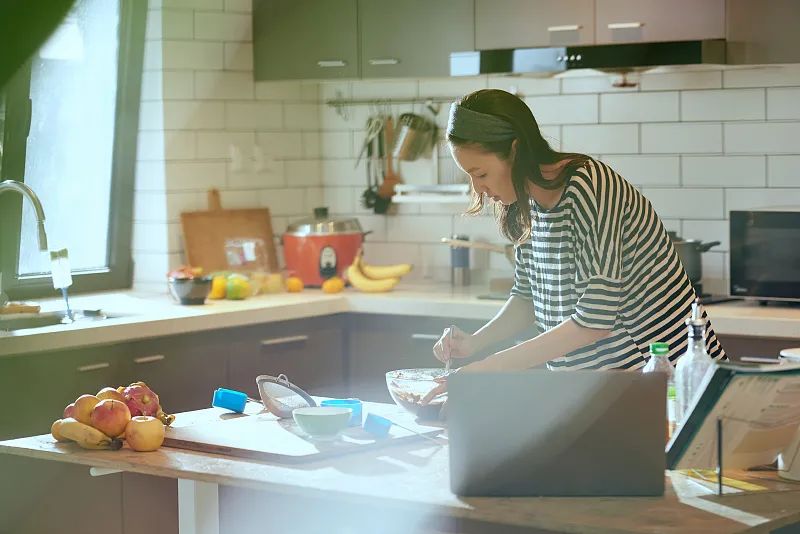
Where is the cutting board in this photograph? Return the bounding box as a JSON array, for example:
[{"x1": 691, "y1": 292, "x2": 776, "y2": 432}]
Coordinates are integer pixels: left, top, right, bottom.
[
  {"x1": 180, "y1": 189, "x2": 279, "y2": 272},
  {"x1": 163, "y1": 411, "x2": 442, "y2": 464}
]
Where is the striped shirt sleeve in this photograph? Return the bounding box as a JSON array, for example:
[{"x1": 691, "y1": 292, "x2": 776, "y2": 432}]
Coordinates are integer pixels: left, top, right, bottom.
[
  {"x1": 571, "y1": 163, "x2": 625, "y2": 330},
  {"x1": 510, "y1": 242, "x2": 534, "y2": 299}
]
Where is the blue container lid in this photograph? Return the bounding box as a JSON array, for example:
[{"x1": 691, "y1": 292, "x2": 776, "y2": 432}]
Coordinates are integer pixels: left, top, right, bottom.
[
  {"x1": 212, "y1": 387, "x2": 247, "y2": 413},
  {"x1": 363, "y1": 413, "x2": 392, "y2": 438}
]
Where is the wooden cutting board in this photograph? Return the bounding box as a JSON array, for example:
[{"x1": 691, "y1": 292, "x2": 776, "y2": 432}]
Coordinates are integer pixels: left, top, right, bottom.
[
  {"x1": 180, "y1": 189, "x2": 279, "y2": 272},
  {"x1": 163, "y1": 411, "x2": 442, "y2": 464}
]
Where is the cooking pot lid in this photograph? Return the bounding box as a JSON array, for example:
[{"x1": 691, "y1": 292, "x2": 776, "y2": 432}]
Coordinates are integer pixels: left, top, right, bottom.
[{"x1": 286, "y1": 207, "x2": 363, "y2": 236}]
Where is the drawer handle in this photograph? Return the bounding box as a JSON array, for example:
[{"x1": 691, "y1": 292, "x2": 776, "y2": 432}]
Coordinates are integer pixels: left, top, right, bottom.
[
  {"x1": 261, "y1": 335, "x2": 309, "y2": 347},
  {"x1": 77, "y1": 362, "x2": 110, "y2": 373},
  {"x1": 134, "y1": 354, "x2": 166, "y2": 364},
  {"x1": 317, "y1": 60, "x2": 347, "y2": 68},
  {"x1": 608, "y1": 22, "x2": 644, "y2": 29},
  {"x1": 411, "y1": 333, "x2": 440, "y2": 341},
  {"x1": 547, "y1": 24, "x2": 582, "y2": 32},
  {"x1": 368, "y1": 58, "x2": 400, "y2": 66}
]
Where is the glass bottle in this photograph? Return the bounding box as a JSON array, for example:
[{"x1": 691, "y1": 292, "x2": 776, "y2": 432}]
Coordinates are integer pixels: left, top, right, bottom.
[
  {"x1": 643, "y1": 342, "x2": 676, "y2": 440},
  {"x1": 675, "y1": 299, "x2": 713, "y2": 429}
]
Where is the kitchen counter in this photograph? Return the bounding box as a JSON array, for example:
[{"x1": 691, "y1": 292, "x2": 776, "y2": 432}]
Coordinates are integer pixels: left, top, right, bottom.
[
  {"x1": 2, "y1": 283, "x2": 800, "y2": 357},
  {"x1": 3, "y1": 402, "x2": 800, "y2": 533}
]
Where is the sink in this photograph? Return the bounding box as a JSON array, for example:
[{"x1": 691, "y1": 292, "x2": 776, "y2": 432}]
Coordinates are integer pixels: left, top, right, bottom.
[{"x1": 0, "y1": 309, "x2": 123, "y2": 332}]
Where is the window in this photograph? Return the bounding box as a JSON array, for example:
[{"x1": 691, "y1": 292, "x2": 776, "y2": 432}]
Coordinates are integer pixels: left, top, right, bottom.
[{"x1": 0, "y1": 0, "x2": 146, "y2": 300}]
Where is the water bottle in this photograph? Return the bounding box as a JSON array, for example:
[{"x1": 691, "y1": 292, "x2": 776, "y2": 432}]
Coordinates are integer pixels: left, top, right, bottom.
[
  {"x1": 643, "y1": 342, "x2": 676, "y2": 441},
  {"x1": 675, "y1": 299, "x2": 713, "y2": 429}
]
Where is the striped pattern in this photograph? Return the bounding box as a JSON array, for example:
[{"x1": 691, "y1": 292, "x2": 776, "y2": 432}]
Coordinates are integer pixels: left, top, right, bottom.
[{"x1": 511, "y1": 158, "x2": 726, "y2": 370}]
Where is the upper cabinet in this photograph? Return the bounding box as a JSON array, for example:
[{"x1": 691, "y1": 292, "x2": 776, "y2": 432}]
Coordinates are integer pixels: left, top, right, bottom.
[
  {"x1": 594, "y1": 0, "x2": 725, "y2": 44},
  {"x1": 359, "y1": 0, "x2": 474, "y2": 78},
  {"x1": 726, "y1": 0, "x2": 800, "y2": 64},
  {"x1": 476, "y1": 0, "x2": 594, "y2": 50},
  {"x1": 253, "y1": 0, "x2": 359, "y2": 81}
]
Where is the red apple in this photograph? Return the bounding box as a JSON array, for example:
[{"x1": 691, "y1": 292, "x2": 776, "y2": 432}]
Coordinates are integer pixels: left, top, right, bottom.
[
  {"x1": 90, "y1": 399, "x2": 131, "y2": 438},
  {"x1": 73, "y1": 395, "x2": 100, "y2": 425},
  {"x1": 63, "y1": 403, "x2": 76, "y2": 419},
  {"x1": 96, "y1": 387, "x2": 126, "y2": 403},
  {"x1": 125, "y1": 416, "x2": 165, "y2": 452},
  {"x1": 123, "y1": 383, "x2": 160, "y2": 417}
]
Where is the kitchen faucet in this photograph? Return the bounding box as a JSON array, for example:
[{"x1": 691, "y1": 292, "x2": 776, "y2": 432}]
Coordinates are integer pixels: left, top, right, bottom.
[{"x1": 0, "y1": 179, "x2": 48, "y2": 251}]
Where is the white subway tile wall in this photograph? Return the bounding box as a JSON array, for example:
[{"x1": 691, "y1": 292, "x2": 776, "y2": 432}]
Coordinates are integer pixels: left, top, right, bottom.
[{"x1": 133, "y1": 3, "x2": 800, "y2": 294}]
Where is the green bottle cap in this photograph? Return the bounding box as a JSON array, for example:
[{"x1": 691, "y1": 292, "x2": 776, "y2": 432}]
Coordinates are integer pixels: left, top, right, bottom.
[{"x1": 649, "y1": 342, "x2": 669, "y2": 355}]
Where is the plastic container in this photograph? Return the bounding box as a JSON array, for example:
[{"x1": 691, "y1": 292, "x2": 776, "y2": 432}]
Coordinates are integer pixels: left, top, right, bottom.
[
  {"x1": 212, "y1": 387, "x2": 248, "y2": 413},
  {"x1": 320, "y1": 399, "x2": 362, "y2": 426},
  {"x1": 643, "y1": 342, "x2": 676, "y2": 440}
]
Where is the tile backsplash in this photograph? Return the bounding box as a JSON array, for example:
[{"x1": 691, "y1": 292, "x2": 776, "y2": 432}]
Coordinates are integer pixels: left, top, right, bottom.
[{"x1": 133, "y1": 1, "x2": 800, "y2": 295}]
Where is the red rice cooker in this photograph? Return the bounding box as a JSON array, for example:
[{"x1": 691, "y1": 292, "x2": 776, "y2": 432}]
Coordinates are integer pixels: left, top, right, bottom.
[{"x1": 282, "y1": 207, "x2": 365, "y2": 287}]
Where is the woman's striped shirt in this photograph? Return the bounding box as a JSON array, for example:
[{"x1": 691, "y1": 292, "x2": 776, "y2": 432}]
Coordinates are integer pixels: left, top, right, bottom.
[{"x1": 511, "y1": 158, "x2": 726, "y2": 370}]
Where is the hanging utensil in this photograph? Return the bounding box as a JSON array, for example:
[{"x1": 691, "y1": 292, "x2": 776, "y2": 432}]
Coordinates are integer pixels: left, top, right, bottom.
[
  {"x1": 378, "y1": 115, "x2": 402, "y2": 200},
  {"x1": 361, "y1": 127, "x2": 378, "y2": 209}
]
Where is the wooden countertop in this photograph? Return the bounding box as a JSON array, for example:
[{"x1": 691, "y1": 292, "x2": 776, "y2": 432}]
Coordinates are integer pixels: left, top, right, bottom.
[{"x1": 2, "y1": 403, "x2": 800, "y2": 533}]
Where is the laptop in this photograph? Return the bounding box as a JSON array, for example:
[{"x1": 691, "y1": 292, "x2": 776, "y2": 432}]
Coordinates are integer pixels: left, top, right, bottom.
[{"x1": 447, "y1": 370, "x2": 666, "y2": 497}]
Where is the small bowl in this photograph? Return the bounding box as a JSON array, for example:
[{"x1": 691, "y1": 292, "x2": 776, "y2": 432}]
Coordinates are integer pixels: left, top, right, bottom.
[
  {"x1": 386, "y1": 368, "x2": 447, "y2": 420},
  {"x1": 292, "y1": 406, "x2": 352, "y2": 439},
  {"x1": 168, "y1": 276, "x2": 212, "y2": 305}
]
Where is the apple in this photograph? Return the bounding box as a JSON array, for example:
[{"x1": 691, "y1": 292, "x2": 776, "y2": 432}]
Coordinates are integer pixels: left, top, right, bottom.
[
  {"x1": 125, "y1": 416, "x2": 165, "y2": 452},
  {"x1": 63, "y1": 403, "x2": 76, "y2": 419},
  {"x1": 96, "y1": 387, "x2": 126, "y2": 403},
  {"x1": 73, "y1": 395, "x2": 100, "y2": 425},
  {"x1": 90, "y1": 399, "x2": 131, "y2": 438}
]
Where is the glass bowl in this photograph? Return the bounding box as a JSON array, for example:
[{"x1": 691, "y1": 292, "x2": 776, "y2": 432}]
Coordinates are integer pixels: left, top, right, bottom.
[{"x1": 385, "y1": 368, "x2": 447, "y2": 420}]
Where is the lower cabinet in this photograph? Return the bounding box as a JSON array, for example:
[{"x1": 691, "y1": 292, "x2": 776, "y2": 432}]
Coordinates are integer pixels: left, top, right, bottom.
[{"x1": 715, "y1": 334, "x2": 800, "y2": 362}]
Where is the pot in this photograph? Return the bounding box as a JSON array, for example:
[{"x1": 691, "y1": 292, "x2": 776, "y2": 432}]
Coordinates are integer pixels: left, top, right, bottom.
[
  {"x1": 440, "y1": 237, "x2": 515, "y2": 266},
  {"x1": 283, "y1": 207, "x2": 367, "y2": 286},
  {"x1": 667, "y1": 231, "x2": 720, "y2": 284}
]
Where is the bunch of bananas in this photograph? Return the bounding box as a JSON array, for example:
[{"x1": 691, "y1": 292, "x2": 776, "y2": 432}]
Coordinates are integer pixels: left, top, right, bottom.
[
  {"x1": 51, "y1": 418, "x2": 123, "y2": 450},
  {"x1": 346, "y1": 249, "x2": 412, "y2": 293}
]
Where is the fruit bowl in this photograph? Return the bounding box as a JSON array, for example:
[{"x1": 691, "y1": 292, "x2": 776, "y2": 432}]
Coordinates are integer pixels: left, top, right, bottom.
[
  {"x1": 168, "y1": 276, "x2": 212, "y2": 305},
  {"x1": 385, "y1": 368, "x2": 446, "y2": 420}
]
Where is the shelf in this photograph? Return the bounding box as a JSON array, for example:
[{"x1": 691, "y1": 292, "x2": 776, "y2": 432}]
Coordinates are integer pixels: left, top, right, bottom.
[{"x1": 391, "y1": 184, "x2": 471, "y2": 204}]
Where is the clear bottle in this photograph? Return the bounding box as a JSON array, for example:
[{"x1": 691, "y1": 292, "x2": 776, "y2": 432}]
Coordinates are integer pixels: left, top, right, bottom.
[
  {"x1": 643, "y1": 342, "x2": 676, "y2": 440},
  {"x1": 675, "y1": 299, "x2": 713, "y2": 428}
]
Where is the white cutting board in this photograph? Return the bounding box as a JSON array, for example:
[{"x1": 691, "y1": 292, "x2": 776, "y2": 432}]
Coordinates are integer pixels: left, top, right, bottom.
[{"x1": 163, "y1": 411, "x2": 441, "y2": 464}]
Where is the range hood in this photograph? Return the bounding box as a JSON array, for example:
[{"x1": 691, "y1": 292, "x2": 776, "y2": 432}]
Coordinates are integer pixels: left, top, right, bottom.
[{"x1": 450, "y1": 39, "x2": 726, "y2": 76}]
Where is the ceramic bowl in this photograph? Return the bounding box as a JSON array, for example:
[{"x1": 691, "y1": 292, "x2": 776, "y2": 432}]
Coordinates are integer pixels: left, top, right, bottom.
[
  {"x1": 292, "y1": 406, "x2": 352, "y2": 439},
  {"x1": 167, "y1": 276, "x2": 212, "y2": 305}
]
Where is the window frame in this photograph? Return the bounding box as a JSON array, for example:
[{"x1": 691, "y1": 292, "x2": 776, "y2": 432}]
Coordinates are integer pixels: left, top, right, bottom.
[{"x1": 0, "y1": 0, "x2": 146, "y2": 301}]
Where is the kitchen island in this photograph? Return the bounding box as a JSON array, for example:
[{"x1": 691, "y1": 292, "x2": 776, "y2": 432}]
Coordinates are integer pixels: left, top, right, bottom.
[{"x1": 2, "y1": 400, "x2": 800, "y2": 534}]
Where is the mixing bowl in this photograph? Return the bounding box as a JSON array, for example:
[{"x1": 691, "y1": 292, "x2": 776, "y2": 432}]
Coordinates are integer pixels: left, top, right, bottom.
[{"x1": 385, "y1": 368, "x2": 447, "y2": 420}]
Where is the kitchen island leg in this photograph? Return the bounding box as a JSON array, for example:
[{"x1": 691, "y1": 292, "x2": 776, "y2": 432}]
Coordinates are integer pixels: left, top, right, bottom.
[{"x1": 178, "y1": 478, "x2": 219, "y2": 534}]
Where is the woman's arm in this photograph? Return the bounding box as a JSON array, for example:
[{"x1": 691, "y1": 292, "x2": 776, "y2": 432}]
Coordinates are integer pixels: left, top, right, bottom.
[
  {"x1": 470, "y1": 318, "x2": 611, "y2": 371},
  {"x1": 471, "y1": 295, "x2": 536, "y2": 352}
]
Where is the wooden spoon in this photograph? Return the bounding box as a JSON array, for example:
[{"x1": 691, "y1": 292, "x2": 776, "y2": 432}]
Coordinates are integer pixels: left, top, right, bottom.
[{"x1": 378, "y1": 116, "x2": 402, "y2": 199}]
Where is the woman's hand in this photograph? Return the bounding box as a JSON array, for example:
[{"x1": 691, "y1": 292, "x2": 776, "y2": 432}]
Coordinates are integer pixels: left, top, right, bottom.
[{"x1": 432, "y1": 325, "x2": 477, "y2": 364}]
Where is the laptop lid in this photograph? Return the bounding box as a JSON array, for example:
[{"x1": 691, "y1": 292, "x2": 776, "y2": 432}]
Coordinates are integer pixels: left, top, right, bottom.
[{"x1": 448, "y1": 370, "x2": 666, "y2": 497}]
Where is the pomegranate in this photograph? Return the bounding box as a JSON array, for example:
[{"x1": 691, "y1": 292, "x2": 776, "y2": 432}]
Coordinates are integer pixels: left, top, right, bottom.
[{"x1": 123, "y1": 382, "x2": 160, "y2": 417}]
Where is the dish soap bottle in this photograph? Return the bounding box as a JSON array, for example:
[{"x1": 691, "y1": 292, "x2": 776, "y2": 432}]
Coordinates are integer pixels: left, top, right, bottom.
[
  {"x1": 675, "y1": 299, "x2": 713, "y2": 429},
  {"x1": 643, "y1": 342, "x2": 676, "y2": 440}
]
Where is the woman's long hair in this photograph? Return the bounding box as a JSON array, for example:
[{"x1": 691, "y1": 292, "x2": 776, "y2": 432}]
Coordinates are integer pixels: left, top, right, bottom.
[{"x1": 448, "y1": 89, "x2": 589, "y2": 243}]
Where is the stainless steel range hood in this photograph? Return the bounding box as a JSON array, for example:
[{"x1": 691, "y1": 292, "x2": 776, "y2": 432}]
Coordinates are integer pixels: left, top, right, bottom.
[{"x1": 450, "y1": 39, "x2": 726, "y2": 76}]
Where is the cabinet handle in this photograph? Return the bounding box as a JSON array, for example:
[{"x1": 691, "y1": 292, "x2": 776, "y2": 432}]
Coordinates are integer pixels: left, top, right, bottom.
[
  {"x1": 411, "y1": 333, "x2": 440, "y2": 341},
  {"x1": 76, "y1": 362, "x2": 110, "y2": 373},
  {"x1": 260, "y1": 335, "x2": 309, "y2": 347},
  {"x1": 368, "y1": 58, "x2": 400, "y2": 66},
  {"x1": 607, "y1": 22, "x2": 644, "y2": 29},
  {"x1": 317, "y1": 60, "x2": 347, "y2": 68},
  {"x1": 133, "y1": 354, "x2": 166, "y2": 364},
  {"x1": 547, "y1": 24, "x2": 582, "y2": 32}
]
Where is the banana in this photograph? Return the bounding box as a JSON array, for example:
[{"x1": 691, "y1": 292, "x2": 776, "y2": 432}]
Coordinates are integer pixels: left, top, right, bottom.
[
  {"x1": 57, "y1": 418, "x2": 123, "y2": 450},
  {"x1": 51, "y1": 419, "x2": 70, "y2": 442},
  {"x1": 360, "y1": 258, "x2": 412, "y2": 280},
  {"x1": 346, "y1": 262, "x2": 400, "y2": 293}
]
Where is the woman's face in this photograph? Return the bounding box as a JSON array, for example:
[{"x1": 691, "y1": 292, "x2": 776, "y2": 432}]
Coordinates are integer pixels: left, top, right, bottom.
[{"x1": 450, "y1": 143, "x2": 517, "y2": 205}]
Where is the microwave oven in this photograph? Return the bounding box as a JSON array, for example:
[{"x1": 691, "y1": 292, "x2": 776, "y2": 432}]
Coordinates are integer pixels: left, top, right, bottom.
[{"x1": 730, "y1": 208, "x2": 800, "y2": 302}]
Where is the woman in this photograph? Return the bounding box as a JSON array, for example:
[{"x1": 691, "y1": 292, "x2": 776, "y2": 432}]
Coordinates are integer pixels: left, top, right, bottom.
[{"x1": 430, "y1": 89, "x2": 725, "y2": 384}]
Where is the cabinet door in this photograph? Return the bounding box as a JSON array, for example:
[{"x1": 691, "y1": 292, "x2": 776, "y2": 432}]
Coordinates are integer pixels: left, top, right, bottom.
[
  {"x1": 595, "y1": 0, "x2": 724, "y2": 44},
  {"x1": 726, "y1": 0, "x2": 800, "y2": 64},
  {"x1": 253, "y1": 0, "x2": 359, "y2": 80},
  {"x1": 0, "y1": 345, "x2": 127, "y2": 440},
  {"x1": 360, "y1": 0, "x2": 474, "y2": 78},
  {"x1": 347, "y1": 314, "x2": 487, "y2": 402},
  {"x1": 124, "y1": 330, "x2": 228, "y2": 415},
  {"x1": 476, "y1": 0, "x2": 594, "y2": 49},
  {"x1": 228, "y1": 316, "x2": 347, "y2": 399}
]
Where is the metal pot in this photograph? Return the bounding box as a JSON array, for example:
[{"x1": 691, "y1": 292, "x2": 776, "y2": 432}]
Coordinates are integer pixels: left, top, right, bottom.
[
  {"x1": 668, "y1": 231, "x2": 720, "y2": 284},
  {"x1": 440, "y1": 237, "x2": 514, "y2": 266},
  {"x1": 283, "y1": 207, "x2": 368, "y2": 286}
]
